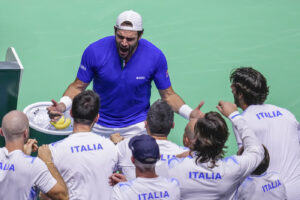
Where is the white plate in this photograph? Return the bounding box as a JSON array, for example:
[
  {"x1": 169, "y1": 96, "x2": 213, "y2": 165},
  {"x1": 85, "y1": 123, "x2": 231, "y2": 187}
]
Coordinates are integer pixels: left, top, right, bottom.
[{"x1": 23, "y1": 101, "x2": 73, "y2": 135}]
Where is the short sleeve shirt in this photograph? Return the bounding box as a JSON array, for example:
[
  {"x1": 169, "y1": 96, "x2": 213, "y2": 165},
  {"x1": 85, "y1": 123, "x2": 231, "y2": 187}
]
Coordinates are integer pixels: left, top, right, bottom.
[
  {"x1": 0, "y1": 148, "x2": 57, "y2": 200},
  {"x1": 77, "y1": 36, "x2": 171, "y2": 128},
  {"x1": 49, "y1": 132, "x2": 118, "y2": 200},
  {"x1": 117, "y1": 138, "x2": 187, "y2": 180},
  {"x1": 235, "y1": 172, "x2": 287, "y2": 200},
  {"x1": 232, "y1": 104, "x2": 300, "y2": 198},
  {"x1": 111, "y1": 176, "x2": 180, "y2": 200}
]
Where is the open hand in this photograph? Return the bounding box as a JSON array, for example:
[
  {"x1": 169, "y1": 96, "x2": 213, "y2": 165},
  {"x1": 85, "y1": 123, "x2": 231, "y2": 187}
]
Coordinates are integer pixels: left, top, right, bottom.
[{"x1": 47, "y1": 99, "x2": 66, "y2": 122}]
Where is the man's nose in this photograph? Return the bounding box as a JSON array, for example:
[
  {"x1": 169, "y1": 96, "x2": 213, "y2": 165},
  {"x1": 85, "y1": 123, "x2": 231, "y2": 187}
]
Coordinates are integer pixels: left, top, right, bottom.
[{"x1": 121, "y1": 39, "x2": 128, "y2": 47}]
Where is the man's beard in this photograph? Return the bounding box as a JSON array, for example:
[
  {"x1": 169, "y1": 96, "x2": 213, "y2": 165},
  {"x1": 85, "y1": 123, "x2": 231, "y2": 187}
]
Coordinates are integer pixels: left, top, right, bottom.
[
  {"x1": 233, "y1": 94, "x2": 241, "y2": 108},
  {"x1": 117, "y1": 42, "x2": 138, "y2": 61}
]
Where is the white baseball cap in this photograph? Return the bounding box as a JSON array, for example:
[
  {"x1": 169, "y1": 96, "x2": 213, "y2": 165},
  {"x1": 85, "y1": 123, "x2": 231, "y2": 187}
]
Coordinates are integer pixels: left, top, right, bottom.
[{"x1": 115, "y1": 10, "x2": 143, "y2": 31}]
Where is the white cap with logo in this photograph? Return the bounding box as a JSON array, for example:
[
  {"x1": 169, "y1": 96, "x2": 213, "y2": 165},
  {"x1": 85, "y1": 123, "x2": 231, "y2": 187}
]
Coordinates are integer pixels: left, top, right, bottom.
[{"x1": 115, "y1": 10, "x2": 143, "y2": 31}]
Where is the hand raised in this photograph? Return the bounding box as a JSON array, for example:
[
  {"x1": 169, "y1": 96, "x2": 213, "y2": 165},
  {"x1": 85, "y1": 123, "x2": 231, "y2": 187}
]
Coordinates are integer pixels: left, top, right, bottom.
[
  {"x1": 216, "y1": 101, "x2": 238, "y2": 117},
  {"x1": 190, "y1": 101, "x2": 205, "y2": 119}
]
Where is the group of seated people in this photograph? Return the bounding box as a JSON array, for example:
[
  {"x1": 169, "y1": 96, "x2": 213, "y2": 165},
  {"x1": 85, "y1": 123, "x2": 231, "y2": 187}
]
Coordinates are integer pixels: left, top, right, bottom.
[{"x1": 0, "y1": 67, "x2": 300, "y2": 200}]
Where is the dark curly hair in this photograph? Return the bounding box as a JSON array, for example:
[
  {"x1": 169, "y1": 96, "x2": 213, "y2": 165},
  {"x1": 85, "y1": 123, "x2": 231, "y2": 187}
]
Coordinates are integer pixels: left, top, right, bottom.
[
  {"x1": 191, "y1": 112, "x2": 229, "y2": 168},
  {"x1": 230, "y1": 67, "x2": 269, "y2": 105},
  {"x1": 237, "y1": 145, "x2": 270, "y2": 175}
]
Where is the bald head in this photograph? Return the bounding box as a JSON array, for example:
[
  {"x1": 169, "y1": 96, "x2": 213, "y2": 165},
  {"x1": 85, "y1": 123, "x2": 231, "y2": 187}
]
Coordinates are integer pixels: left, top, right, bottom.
[
  {"x1": 183, "y1": 119, "x2": 197, "y2": 147},
  {"x1": 1, "y1": 110, "x2": 29, "y2": 141}
]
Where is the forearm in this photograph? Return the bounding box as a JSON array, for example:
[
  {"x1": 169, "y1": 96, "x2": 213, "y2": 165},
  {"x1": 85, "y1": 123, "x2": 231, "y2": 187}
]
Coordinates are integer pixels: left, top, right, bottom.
[
  {"x1": 162, "y1": 92, "x2": 185, "y2": 113},
  {"x1": 229, "y1": 112, "x2": 264, "y2": 170},
  {"x1": 46, "y1": 163, "x2": 68, "y2": 199},
  {"x1": 59, "y1": 78, "x2": 89, "y2": 111},
  {"x1": 63, "y1": 80, "x2": 86, "y2": 100},
  {"x1": 229, "y1": 112, "x2": 261, "y2": 149}
]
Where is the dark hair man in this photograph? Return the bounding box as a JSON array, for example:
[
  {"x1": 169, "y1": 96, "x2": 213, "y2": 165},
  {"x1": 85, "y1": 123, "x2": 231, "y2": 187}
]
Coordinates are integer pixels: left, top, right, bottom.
[
  {"x1": 230, "y1": 67, "x2": 300, "y2": 199},
  {"x1": 235, "y1": 146, "x2": 287, "y2": 199},
  {"x1": 47, "y1": 10, "x2": 204, "y2": 139},
  {"x1": 0, "y1": 110, "x2": 68, "y2": 200},
  {"x1": 115, "y1": 99, "x2": 188, "y2": 180},
  {"x1": 168, "y1": 101, "x2": 264, "y2": 199},
  {"x1": 42, "y1": 90, "x2": 118, "y2": 200},
  {"x1": 111, "y1": 134, "x2": 180, "y2": 200}
]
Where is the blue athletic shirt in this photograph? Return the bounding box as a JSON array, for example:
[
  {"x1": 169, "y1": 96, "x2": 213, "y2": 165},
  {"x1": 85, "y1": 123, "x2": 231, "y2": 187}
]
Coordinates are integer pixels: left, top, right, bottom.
[{"x1": 77, "y1": 36, "x2": 171, "y2": 128}]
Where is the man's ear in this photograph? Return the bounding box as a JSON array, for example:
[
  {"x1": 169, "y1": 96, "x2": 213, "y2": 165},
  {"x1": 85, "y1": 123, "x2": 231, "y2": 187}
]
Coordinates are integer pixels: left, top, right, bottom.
[
  {"x1": 0, "y1": 128, "x2": 4, "y2": 137},
  {"x1": 24, "y1": 128, "x2": 29, "y2": 139},
  {"x1": 70, "y1": 109, "x2": 73, "y2": 118},
  {"x1": 131, "y1": 156, "x2": 135, "y2": 164},
  {"x1": 172, "y1": 122, "x2": 175, "y2": 129},
  {"x1": 144, "y1": 121, "x2": 148, "y2": 129},
  {"x1": 183, "y1": 136, "x2": 189, "y2": 147},
  {"x1": 94, "y1": 114, "x2": 100, "y2": 123}
]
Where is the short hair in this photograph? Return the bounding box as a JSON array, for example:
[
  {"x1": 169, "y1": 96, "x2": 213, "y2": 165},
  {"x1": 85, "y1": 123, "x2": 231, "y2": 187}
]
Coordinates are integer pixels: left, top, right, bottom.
[
  {"x1": 192, "y1": 112, "x2": 229, "y2": 168},
  {"x1": 146, "y1": 99, "x2": 174, "y2": 136},
  {"x1": 230, "y1": 67, "x2": 269, "y2": 105},
  {"x1": 1, "y1": 110, "x2": 29, "y2": 141},
  {"x1": 71, "y1": 90, "x2": 100, "y2": 125},
  {"x1": 134, "y1": 159, "x2": 156, "y2": 173}
]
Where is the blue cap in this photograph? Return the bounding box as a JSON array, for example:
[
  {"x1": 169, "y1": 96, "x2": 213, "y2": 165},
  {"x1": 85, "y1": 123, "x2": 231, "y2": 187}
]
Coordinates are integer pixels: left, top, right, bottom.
[{"x1": 128, "y1": 135, "x2": 160, "y2": 164}]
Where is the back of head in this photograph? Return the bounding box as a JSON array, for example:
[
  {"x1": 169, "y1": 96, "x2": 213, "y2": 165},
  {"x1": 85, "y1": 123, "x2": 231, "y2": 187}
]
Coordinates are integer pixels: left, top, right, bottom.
[
  {"x1": 129, "y1": 134, "x2": 160, "y2": 171},
  {"x1": 1, "y1": 110, "x2": 29, "y2": 141},
  {"x1": 183, "y1": 119, "x2": 197, "y2": 148},
  {"x1": 146, "y1": 99, "x2": 174, "y2": 137},
  {"x1": 252, "y1": 145, "x2": 270, "y2": 175},
  {"x1": 230, "y1": 67, "x2": 269, "y2": 105},
  {"x1": 71, "y1": 90, "x2": 100, "y2": 125},
  {"x1": 192, "y1": 112, "x2": 229, "y2": 168}
]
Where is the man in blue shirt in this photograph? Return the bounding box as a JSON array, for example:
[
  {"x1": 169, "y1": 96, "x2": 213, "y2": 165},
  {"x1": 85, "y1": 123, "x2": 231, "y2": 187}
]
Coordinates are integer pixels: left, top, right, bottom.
[{"x1": 48, "y1": 10, "x2": 203, "y2": 138}]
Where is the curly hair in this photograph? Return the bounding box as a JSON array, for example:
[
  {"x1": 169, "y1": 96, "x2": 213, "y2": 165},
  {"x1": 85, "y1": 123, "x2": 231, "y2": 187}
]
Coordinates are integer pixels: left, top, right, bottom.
[
  {"x1": 230, "y1": 67, "x2": 269, "y2": 105},
  {"x1": 191, "y1": 112, "x2": 229, "y2": 168}
]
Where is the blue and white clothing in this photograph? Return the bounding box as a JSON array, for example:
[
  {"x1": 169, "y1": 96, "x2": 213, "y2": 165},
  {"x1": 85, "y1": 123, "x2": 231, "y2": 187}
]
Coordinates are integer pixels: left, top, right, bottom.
[
  {"x1": 49, "y1": 132, "x2": 118, "y2": 200},
  {"x1": 117, "y1": 138, "x2": 187, "y2": 180},
  {"x1": 235, "y1": 171, "x2": 287, "y2": 200},
  {"x1": 77, "y1": 36, "x2": 171, "y2": 128},
  {"x1": 0, "y1": 148, "x2": 57, "y2": 200},
  {"x1": 111, "y1": 176, "x2": 180, "y2": 200},
  {"x1": 233, "y1": 104, "x2": 300, "y2": 200},
  {"x1": 168, "y1": 113, "x2": 264, "y2": 200}
]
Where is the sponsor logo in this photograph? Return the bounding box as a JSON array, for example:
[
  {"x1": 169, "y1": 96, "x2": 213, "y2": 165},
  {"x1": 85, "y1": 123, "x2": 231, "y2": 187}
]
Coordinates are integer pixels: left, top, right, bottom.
[
  {"x1": 80, "y1": 65, "x2": 87, "y2": 71},
  {"x1": 136, "y1": 76, "x2": 145, "y2": 80}
]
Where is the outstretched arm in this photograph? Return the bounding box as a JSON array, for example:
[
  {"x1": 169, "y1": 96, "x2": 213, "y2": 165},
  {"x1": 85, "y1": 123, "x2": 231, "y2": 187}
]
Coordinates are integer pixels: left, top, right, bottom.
[
  {"x1": 159, "y1": 86, "x2": 204, "y2": 120},
  {"x1": 47, "y1": 78, "x2": 89, "y2": 121}
]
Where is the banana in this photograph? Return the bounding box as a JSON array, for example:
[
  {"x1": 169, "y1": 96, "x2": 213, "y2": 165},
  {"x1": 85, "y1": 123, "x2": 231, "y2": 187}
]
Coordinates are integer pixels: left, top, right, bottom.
[
  {"x1": 56, "y1": 116, "x2": 65, "y2": 125},
  {"x1": 50, "y1": 116, "x2": 71, "y2": 130}
]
